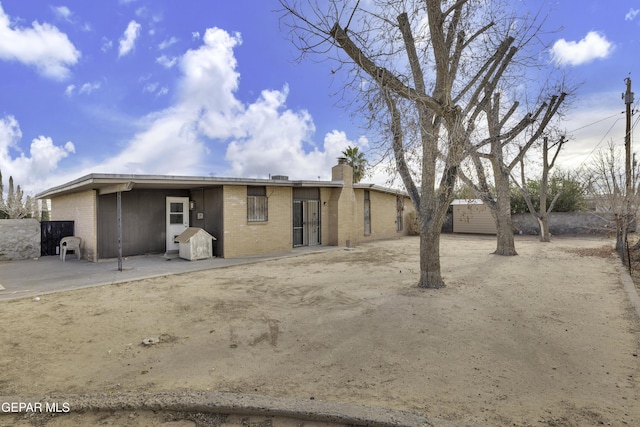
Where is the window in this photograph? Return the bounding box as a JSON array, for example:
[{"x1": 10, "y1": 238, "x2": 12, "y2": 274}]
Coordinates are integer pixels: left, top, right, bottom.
[
  {"x1": 169, "y1": 202, "x2": 184, "y2": 224},
  {"x1": 396, "y1": 196, "x2": 404, "y2": 232},
  {"x1": 364, "y1": 190, "x2": 371, "y2": 235},
  {"x1": 247, "y1": 186, "x2": 268, "y2": 222}
]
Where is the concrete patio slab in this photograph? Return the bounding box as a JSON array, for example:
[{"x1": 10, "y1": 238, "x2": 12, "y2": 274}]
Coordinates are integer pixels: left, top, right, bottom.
[{"x1": 0, "y1": 246, "x2": 340, "y2": 301}]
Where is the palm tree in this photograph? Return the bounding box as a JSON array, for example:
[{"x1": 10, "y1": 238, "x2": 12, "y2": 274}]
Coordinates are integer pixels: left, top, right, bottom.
[{"x1": 341, "y1": 146, "x2": 367, "y2": 183}]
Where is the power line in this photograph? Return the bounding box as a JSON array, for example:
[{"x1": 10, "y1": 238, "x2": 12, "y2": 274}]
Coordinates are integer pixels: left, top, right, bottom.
[
  {"x1": 566, "y1": 111, "x2": 623, "y2": 134},
  {"x1": 575, "y1": 116, "x2": 623, "y2": 171}
]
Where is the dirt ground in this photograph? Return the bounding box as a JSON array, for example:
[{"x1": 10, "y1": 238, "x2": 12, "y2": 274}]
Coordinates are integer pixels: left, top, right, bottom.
[{"x1": 1, "y1": 234, "x2": 639, "y2": 427}]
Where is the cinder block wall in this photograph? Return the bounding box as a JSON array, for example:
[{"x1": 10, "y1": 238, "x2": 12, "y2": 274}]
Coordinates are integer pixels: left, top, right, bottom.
[
  {"x1": 0, "y1": 219, "x2": 40, "y2": 260},
  {"x1": 511, "y1": 211, "x2": 628, "y2": 235},
  {"x1": 50, "y1": 190, "x2": 98, "y2": 261},
  {"x1": 328, "y1": 162, "x2": 357, "y2": 247},
  {"x1": 354, "y1": 190, "x2": 414, "y2": 243},
  {"x1": 222, "y1": 185, "x2": 292, "y2": 257},
  {"x1": 319, "y1": 188, "x2": 333, "y2": 245}
]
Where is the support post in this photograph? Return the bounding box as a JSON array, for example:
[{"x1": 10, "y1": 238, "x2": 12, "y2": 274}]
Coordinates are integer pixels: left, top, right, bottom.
[{"x1": 117, "y1": 191, "x2": 122, "y2": 272}]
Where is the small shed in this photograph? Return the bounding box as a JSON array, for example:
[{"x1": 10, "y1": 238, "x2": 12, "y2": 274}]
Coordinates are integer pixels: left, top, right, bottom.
[
  {"x1": 174, "y1": 227, "x2": 216, "y2": 261},
  {"x1": 451, "y1": 199, "x2": 497, "y2": 234}
]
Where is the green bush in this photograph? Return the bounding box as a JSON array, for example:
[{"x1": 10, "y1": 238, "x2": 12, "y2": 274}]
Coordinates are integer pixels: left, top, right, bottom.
[{"x1": 511, "y1": 174, "x2": 586, "y2": 214}]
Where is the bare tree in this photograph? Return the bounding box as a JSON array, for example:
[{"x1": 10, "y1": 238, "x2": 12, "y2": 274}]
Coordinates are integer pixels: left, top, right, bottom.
[
  {"x1": 513, "y1": 135, "x2": 567, "y2": 242},
  {"x1": 280, "y1": 0, "x2": 561, "y2": 287},
  {"x1": 459, "y1": 91, "x2": 568, "y2": 254},
  {"x1": 585, "y1": 142, "x2": 640, "y2": 261}
]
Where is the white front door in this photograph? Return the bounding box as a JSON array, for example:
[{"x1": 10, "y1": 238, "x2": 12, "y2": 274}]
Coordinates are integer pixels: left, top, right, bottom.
[{"x1": 166, "y1": 197, "x2": 189, "y2": 252}]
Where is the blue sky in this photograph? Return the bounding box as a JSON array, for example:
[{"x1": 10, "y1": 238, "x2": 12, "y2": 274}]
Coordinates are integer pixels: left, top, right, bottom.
[{"x1": 0, "y1": 1, "x2": 637, "y2": 195}]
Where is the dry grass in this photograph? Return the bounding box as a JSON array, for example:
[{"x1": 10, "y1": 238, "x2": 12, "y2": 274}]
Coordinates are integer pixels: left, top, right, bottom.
[{"x1": 564, "y1": 245, "x2": 616, "y2": 258}]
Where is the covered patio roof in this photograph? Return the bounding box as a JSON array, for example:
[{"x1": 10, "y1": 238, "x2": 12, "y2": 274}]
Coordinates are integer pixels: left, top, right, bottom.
[{"x1": 35, "y1": 173, "x2": 347, "y2": 199}]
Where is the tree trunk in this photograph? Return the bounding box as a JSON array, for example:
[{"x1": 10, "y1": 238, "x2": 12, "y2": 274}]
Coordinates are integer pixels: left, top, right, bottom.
[
  {"x1": 495, "y1": 212, "x2": 517, "y2": 255},
  {"x1": 418, "y1": 226, "x2": 445, "y2": 288},
  {"x1": 538, "y1": 215, "x2": 551, "y2": 242},
  {"x1": 493, "y1": 169, "x2": 518, "y2": 256},
  {"x1": 616, "y1": 215, "x2": 628, "y2": 263}
]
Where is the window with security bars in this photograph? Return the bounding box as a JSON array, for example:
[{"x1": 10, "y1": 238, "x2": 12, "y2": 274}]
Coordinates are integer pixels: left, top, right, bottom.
[
  {"x1": 396, "y1": 196, "x2": 404, "y2": 232},
  {"x1": 247, "y1": 186, "x2": 268, "y2": 222}
]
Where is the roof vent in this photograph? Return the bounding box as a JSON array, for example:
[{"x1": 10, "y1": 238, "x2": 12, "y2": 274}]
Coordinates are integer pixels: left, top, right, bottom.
[{"x1": 271, "y1": 175, "x2": 289, "y2": 181}]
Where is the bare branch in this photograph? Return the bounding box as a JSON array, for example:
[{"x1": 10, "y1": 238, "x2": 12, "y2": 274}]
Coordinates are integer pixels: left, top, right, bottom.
[
  {"x1": 507, "y1": 92, "x2": 566, "y2": 171},
  {"x1": 383, "y1": 90, "x2": 421, "y2": 210},
  {"x1": 397, "y1": 13, "x2": 426, "y2": 95},
  {"x1": 329, "y1": 22, "x2": 442, "y2": 113}
]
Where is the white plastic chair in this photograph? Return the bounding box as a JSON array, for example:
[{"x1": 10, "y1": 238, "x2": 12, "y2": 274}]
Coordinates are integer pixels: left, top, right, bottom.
[{"x1": 60, "y1": 236, "x2": 82, "y2": 261}]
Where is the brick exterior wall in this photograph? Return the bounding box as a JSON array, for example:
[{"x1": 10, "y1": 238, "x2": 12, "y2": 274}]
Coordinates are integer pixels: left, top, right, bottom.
[
  {"x1": 327, "y1": 186, "x2": 357, "y2": 247},
  {"x1": 222, "y1": 185, "x2": 293, "y2": 258},
  {"x1": 50, "y1": 190, "x2": 97, "y2": 261},
  {"x1": 319, "y1": 188, "x2": 332, "y2": 246},
  {"x1": 354, "y1": 189, "x2": 414, "y2": 242},
  {"x1": 0, "y1": 219, "x2": 41, "y2": 260},
  {"x1": 327, "y1": 163, "x2": 357, "y2": 247}
]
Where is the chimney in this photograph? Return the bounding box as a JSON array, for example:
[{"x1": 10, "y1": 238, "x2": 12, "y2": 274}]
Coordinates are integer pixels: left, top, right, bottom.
[{"x1": 332, "y1": 157, "x2": 353, "y2": 186}]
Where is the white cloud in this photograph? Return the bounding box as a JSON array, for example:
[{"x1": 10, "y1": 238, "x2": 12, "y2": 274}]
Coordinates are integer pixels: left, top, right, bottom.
[
  {"x1": 0, "y1": 4, "x2": 80, "y2": 80},
  {"x1": 101, "y1": 37, "x2": 113, "y2": 52},
  {"x1": 178, "y1": 28, "x2": 243, "y2": 115},
  {"x1": 21, "y1": 136, "x2": 75, "y2": 177},
  {"x1": 52, "y1": 6, "x2": 72, "y2": 22},
  {"x1": 156, "y1": 54, "x2": 177, "y2": 68},
  {"x1": 65, "y1": 82, "x2": 101, "y2": 96},
  {"x1": 79, "y1": 81, "x2": 101, "y2": 95},
  {"x1": 555, "y1": 91, "x2": 627, "y2": 172},
  {"x1": 118, "y1": 20, "x2": 141, "y2": 57},
  {"x1": 224, "y1": 90, "x2": 367, "y2": 180},
  {"x1": 47, "y1": 26, "x2": 362, "y2": 184},
  {"x1": 143, "y1": 82, "x2": 158, "y2": 93},
  {"x1": 224, "y1": 88, "x2": 317, "y2": 177},
  {"x1": 0, "y1": 116, "x2": 22, "y2": 153},
  {"x1": 626, "y1": 8, "x2": 639, "y2": 21},
  {"x1": 192, "y1": 31, "x2": 200, "y2": 40},
  {"x1": 550, "y1": 31, "x2": 613, "y2": 66},
  {"x1": 158, "y1": 36, "x2": 177, "y2": 50},
  {"x1": 52, "y1": 5, "x2": 91, "y2": 32},
  {"x1": 0, "y1": 116, "x2": 75, "y2": 192},
  {"x1": 142, "y1": 81, "x2": 167, "y2": 97}
]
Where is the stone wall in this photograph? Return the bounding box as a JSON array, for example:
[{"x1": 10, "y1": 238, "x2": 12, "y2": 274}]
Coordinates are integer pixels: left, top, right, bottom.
[
  {"x1": 0, "y1": 219, "x2": 41, "y2": 260},
  {"x1": 511, "y1": 211, "x2": 626, "y2": 236}
]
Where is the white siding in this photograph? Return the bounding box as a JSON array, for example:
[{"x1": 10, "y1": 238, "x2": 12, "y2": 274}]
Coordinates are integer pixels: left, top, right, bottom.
[{"x1": 452, "y1": 203, "x2": 497, "y2": 234}]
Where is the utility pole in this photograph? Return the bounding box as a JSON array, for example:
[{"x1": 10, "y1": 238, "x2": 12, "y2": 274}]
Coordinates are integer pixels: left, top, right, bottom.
[
  {"x1": 621, "y1": 77, "x2": 634, "y2": 263},
  {"x1": 624, "y1": 77, "x2": 634, "y2": 194}
]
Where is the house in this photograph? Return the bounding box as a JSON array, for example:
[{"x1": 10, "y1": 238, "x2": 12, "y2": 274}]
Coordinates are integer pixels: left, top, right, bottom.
[
  {"x1": 36, "y1": 159, "x2": 415, "y2": 261},
  {"x1": 451, "y1": 199, "x2": 497, "y2": 234}
]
